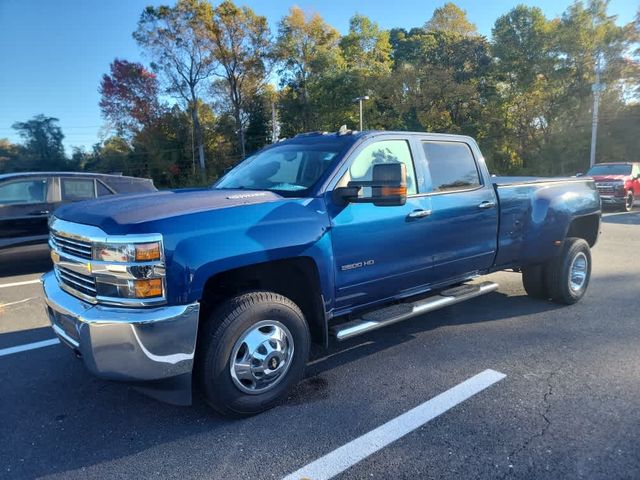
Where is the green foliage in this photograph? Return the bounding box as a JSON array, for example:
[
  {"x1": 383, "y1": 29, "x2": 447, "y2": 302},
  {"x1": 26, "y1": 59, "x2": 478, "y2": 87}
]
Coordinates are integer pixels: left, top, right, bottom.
[
  {"x1": 425, "y1": 2, "x2": 477, "y2": 36},
  {"x1": 5, "y1": 1, "x2": 640, "y2": 181},
  {"x1": 8, "y1": 115, "x2": 68, "y2": 172}
]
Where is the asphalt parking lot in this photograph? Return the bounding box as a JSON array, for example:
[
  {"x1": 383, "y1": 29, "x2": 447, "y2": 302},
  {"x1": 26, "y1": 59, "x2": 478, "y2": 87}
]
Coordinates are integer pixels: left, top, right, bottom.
[{"x1": 1, "y1": 211, "x2": 639, "y2": 480}]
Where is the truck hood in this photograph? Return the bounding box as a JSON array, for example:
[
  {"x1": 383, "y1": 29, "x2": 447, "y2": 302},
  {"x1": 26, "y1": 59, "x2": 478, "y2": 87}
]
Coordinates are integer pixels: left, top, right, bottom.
[
  {"x1": 53, "y1": 188, "x2": 283, "y2": 231},
  {"x1": 591, "y1": 174, "x2": 629, "y2": 182}
]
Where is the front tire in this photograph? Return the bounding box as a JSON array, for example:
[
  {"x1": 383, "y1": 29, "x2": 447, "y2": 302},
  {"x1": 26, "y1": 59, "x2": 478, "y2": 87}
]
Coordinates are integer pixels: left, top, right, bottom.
[
  {"x1": 198, "y1": 291, "x2": 310, "y2": 417},
  {"x1": 545, "y1": 238, "x2": 591, "y2": 305},
  {"x1": 622, "y1": 191, "x2": 634, "y2": 212}
]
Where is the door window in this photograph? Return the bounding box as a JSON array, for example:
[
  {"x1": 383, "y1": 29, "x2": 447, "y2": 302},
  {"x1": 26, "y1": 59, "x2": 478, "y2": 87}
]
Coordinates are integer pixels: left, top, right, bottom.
[
  {"x1": 61, "y1": 178, "x2": 95, "y2": 201},
  {"x1": 96, "y1": 181, "x2": 113, "y2": 196},
  {"x1": 422, "y1": 141, "x2": 481, "y2": 193},
  {"x1": 342, "y1": 140, "x2": 418, "y2": 195},
  {"x1": 0, "y1": 179, "x2": 48, "y2": 205}
]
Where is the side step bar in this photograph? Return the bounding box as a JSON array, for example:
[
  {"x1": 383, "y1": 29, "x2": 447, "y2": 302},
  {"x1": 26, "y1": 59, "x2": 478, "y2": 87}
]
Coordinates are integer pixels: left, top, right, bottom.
[{"x1": 330, "y1": 281, "x2": 499, "y2": 341}]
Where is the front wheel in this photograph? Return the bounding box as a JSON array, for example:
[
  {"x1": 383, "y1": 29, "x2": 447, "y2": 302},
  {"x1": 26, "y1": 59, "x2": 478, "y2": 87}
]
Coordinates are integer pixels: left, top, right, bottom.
[
  {"x1": 545, "y1": 237, "x2": 592, "y2": 305},
  {"x1": 198, "y1": 291, "x2": 310, "y2": 417},
  {"x1": 622, "y1": 191, "x2": 634, "y2": 212}
]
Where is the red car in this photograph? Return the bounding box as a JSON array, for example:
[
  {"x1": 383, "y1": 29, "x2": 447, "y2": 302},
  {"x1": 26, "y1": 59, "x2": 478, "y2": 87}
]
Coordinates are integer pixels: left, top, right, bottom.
[{"x1": 587, "y1": 162, "x2": 640, "y2": 212}]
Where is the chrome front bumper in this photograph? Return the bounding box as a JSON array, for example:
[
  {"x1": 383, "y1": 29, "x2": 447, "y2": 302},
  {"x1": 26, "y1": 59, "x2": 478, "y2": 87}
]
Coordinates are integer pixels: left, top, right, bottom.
[{"x1": 42, "y1": 271, "x2": 200, "y2": 403}]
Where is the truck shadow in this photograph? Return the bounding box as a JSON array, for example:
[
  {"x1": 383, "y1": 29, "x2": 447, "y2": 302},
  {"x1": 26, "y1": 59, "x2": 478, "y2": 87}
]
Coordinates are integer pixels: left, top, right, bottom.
[
  {"x1": 0, "y1": 290, "x2": 561, "y2": 479},
  {"x1": 305, "y1": 291, "x2": 562, "y2": 379}
]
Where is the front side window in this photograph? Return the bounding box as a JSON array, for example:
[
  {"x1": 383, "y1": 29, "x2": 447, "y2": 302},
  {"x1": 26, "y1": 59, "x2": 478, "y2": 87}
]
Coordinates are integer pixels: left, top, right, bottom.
[
  {"x1": 61, "y1": 178, "x2": 95, "y2": 201},
  {"x1": 341, "y1": 140, "x2": 418, "y2": 195},
  {"x1": 215, "y1": 139, "x2": 350, "y2": 196},
  {"x1": 422, "y1": 141, "x2": 481, "y2": 193},
  {"x1": 0, "y1": 179, "x2": 48, "y2": 205}
]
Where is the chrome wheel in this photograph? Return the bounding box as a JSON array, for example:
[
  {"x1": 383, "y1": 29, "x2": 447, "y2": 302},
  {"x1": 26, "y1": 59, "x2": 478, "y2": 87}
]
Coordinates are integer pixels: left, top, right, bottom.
[
  {"x1": 230, "y1": 320, "x2": 294, "y2": 395},
  {"x1": 625, "y1": 192, "x2": 633, "y2": 212},
  {"x1": 569, "y1": 252, "x2": 588, "y2": 293}
]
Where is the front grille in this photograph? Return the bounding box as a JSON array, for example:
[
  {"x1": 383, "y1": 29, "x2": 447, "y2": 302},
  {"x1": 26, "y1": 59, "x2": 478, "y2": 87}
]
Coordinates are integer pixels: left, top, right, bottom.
[
  {"x1": 595, "y1": 182, "x2": 622, "y2": 196},
  {"x1": 51, "y1": 232, "x2": 92, "y2": 260},
  {"x1": 56, "y1": 265, "x2": 97, "y2": 297}
]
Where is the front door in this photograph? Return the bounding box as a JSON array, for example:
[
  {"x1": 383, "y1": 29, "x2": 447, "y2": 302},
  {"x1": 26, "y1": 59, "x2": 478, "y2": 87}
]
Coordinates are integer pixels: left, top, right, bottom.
[
  {"x1": 0, "y1": 176, "x2": 55, "y2": 249},
  {"x1": 328, "y1": 138, "x2": 434, "y2": 311}
]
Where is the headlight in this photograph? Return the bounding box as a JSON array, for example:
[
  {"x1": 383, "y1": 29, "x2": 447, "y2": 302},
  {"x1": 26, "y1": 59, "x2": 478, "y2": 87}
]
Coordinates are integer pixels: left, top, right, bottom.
[
  {"x1": 94, "y1": 241, "x2": 162, "y2": 263},
  {"x1": 91, "y1": 237, "x2": 166, "y2": 305}
]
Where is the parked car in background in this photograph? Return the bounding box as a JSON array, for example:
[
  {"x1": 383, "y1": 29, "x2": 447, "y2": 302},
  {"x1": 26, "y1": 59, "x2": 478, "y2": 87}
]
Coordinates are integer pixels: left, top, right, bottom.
[
  {"x1": 0, "y1": 172, "x2": 156, "y2": 251},
  {"x1": 587, "y1": 162, "x2": 640, "y2": 211}
]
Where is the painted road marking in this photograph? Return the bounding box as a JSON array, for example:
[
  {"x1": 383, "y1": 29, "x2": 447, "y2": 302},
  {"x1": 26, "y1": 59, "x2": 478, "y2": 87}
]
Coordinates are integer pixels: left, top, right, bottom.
[
  {"x1": 0, "y1": 297, "x2": 36, "y2": 309},
  {"x1": 0, "y1": 338, "x2": 59, "y2": 357},
  {"x1": 282, "y1": 369, "x2": 506, "y2": 480},
  {"x1": 0, "y1": 279, "x2": 41, "y2": 289}
]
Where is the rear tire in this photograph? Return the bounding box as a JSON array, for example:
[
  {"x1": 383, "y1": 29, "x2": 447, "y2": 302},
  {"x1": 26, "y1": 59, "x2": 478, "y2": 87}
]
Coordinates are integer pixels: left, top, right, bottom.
[
  {"x1": 521, "y1": 264, "x2": 549, "y2": 299},
  {"x1": 198, "y1": 291, "x2": 310, "y2": 418},
  {"x1": 545, "y1": 237, "x2": 591, "y2": 305}
]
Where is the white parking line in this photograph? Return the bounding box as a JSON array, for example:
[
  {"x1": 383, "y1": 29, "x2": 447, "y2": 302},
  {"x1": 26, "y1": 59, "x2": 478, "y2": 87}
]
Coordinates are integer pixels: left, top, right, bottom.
[
  {"x1": 0, "y1": 338, "x2": 59, "y2": 357},
  {"x1": 282, "y1": 369, "x2": 506, "y2": 480},
  {"x1": 0, "y1": 279, "x2": 41, "y2": 289},
  {"x1": 0, "y1": 297, "x2": 36, "y2": 309}
]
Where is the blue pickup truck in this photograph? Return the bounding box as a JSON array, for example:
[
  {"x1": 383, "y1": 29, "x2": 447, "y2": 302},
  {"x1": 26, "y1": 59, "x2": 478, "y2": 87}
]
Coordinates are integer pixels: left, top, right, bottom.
[{"x1": 42, "y1": 130, "x2": 601, "y2": 417}]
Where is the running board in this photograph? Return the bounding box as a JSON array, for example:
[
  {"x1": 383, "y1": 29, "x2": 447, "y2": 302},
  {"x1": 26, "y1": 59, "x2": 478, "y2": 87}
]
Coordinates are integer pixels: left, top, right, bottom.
[{"x1": 330, "y1": 281, "x2": 499, "y2": 341}]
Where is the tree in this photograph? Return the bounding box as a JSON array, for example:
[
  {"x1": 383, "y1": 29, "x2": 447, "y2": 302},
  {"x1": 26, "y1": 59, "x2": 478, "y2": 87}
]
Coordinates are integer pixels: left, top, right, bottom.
[
  {"x1": 0, "y1": 139, "x2": 20, "y2": 173},
  {"x1": 208, "y1": 0, "x2": 271, "y2": 158},
  {"x1": 340, "y1": 14, "x2": 392, "y2": 75},
  {"x1": 425, "y1": 3, "x2": 477, "y2": 36},
  {"x1": 99, "y1": 59, "x2": 162, "y2": 137},
  {"x1": 134, "y1": 0, "x2": 216, "y2": 178},
  {"x1": 275, "y1": 7, "x2": 342, "y2": 131},
  {"x1": 11, "y1": 115, "x2": 67, "y2": 171}
]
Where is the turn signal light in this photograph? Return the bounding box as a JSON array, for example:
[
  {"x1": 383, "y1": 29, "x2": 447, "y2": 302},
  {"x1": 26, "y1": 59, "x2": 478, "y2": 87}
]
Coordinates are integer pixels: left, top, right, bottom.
[
  {"x1": 379, "y1": 186, "x2": 407, "y2": 196},
  {"x1": 135, "y1": 243, "x2": 162, "y2": 262},
  {"x1": 134, "y1": 278, "x2": 163, "y2": 298}
]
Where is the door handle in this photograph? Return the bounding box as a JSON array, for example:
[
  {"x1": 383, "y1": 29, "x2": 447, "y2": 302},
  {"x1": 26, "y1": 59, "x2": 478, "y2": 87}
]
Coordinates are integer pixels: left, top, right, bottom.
[
  {"x1": 29, "y1": 210, "x2": 50, "y2": 215},
  {"x1": 477, "y1": 201, "x2": 496, "y2": 210},
  {"x1": 407, "y1": 209, "x2": 432, "y2": 219}
]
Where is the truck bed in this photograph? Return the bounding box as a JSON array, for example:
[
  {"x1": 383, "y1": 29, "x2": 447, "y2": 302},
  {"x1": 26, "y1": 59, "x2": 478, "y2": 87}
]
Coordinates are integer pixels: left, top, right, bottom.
[{"x1": 491, "y1": 176, "x2": 600, "y2": 269}]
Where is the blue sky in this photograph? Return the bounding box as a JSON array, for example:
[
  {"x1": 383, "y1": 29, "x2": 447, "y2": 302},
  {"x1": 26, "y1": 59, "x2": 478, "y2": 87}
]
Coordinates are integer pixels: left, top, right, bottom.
[{"x1": 0, "y1": 0, "x2": 636, "y2": 152}]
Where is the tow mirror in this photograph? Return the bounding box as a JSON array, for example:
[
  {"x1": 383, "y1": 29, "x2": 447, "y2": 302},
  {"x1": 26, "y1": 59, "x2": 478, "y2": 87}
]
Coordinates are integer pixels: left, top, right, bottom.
[{"x1": 333, "y1": 163, "x2": 407, "y2": 207}]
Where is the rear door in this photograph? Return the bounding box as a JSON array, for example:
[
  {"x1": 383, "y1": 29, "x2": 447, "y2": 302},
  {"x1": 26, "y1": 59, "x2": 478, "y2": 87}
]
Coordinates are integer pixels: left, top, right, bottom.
[
  {"x1": 59, "y1": 176, "x2": 97, "y2": 204},
  {"x1": 420, "y1": 139, "x2": 499, "y2": 283},
  {"x1": 0, "y1": 176, "x2": 55, "y2": 249}
]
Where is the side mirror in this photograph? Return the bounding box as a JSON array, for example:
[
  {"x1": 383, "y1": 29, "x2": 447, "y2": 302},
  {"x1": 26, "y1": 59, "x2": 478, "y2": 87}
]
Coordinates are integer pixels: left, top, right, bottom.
[
  {"x1": 575, "y1": 172, "x2": 584, "y2": 177},
  {"x1": 333, "y1": 163, "x2": 407, "y2": 207}
]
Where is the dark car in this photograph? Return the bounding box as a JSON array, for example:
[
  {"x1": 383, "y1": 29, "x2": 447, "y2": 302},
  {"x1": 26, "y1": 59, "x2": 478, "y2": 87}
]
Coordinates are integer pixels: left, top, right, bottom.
[{"x1": 0, "y1": 172, "x2": 156, "y2": 251}]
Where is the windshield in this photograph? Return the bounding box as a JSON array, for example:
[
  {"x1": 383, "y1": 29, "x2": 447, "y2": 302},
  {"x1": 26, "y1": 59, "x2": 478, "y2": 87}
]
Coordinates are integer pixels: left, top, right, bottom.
[
  {"x1": 215, "y1": 139, "x2": 350, "y2": 196},
  {"x1": 587, "y1": 164, "x2": 632, "y2": 176}
]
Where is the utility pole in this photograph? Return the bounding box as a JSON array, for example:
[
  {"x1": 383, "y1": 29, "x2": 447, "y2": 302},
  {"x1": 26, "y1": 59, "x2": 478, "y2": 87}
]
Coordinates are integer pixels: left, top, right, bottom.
[
  {"x1": 589, "y1": 53, "x2": 604, "y2": 168},
  {"x1": 271, "y1": 102, "x2": 279, "y2": 143},
  {"x1": 353, "y1": 96, "x2": 370, "y2": 131}
]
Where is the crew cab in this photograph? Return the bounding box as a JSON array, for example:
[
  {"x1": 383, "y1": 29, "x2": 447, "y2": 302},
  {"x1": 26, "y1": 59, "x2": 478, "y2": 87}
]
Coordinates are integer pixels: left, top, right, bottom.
[
  {"x1": 0, "y1": 172, "x2": 156, "y2": 251},
  {"x1": 42, "y1": 131, "x2": 601, "y2": 417},
  {"x1": 587, "y1": 162, "x2": 640, "y2": 211}
]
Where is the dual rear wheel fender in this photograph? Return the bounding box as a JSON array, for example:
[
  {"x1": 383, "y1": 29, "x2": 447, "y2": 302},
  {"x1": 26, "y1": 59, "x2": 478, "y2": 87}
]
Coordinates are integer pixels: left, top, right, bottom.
[{"x1": 521, "y1": 237, "x2": 591, "y2": 305}]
